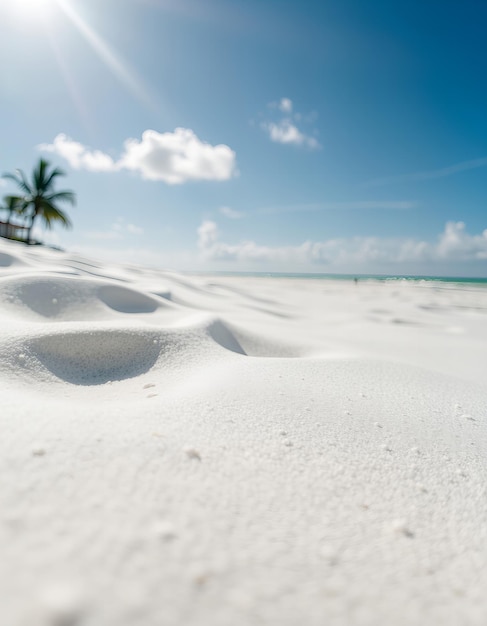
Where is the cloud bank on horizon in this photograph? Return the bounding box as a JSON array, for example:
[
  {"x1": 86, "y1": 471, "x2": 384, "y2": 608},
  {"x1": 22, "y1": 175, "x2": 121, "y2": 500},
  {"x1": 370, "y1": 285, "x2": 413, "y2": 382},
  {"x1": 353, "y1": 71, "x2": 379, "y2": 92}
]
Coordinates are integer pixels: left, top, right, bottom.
[{"x1": 197, "y1": 220, "x2": 487, "y2": 270}]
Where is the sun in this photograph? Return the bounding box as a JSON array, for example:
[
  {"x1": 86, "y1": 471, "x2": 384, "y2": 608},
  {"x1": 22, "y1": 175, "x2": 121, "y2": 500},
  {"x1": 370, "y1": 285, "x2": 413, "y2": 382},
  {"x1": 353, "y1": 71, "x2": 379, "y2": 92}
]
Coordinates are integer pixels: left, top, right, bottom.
[{"x1": 8, "y1": 0, "x2": 60, "y2": 21}]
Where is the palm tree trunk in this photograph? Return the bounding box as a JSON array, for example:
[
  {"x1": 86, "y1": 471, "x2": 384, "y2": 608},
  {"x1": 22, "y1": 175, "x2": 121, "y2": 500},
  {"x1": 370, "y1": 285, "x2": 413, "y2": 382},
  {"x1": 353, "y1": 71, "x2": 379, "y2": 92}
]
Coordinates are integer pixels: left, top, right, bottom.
[
  {"x1": 6, "y1": 210, "x2": 13, "y2": 239},
  {"x1": 26, "y1": 213, "x2": 36, "y2": 244}
]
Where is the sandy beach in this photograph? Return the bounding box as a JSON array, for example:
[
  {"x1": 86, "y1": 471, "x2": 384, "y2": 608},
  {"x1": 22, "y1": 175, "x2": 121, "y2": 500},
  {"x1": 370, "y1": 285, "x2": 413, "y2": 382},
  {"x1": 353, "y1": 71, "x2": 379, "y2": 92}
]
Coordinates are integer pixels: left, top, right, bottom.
[{"x1": 1, "y1": 236, "x2": 487, "y2": 626}]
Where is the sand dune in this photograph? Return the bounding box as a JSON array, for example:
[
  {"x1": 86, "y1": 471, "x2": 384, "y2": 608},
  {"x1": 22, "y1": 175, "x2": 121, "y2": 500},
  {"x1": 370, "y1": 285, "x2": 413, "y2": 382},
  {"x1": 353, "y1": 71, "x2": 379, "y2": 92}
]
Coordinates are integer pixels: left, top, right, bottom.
[{"x1": 1, "y1": 237, "x2": 487, "y2": 626}]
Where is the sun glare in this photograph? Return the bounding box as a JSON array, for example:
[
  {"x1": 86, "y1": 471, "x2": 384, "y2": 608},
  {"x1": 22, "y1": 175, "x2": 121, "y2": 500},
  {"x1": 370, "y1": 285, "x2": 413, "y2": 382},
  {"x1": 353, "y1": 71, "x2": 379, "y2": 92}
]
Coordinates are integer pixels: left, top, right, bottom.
[
  {"x1": 0, "y1": 0, "x2": 157, "y2": 114},
  {"x1": 10, "y1": 0, "x2": 59, "y2": 21}
]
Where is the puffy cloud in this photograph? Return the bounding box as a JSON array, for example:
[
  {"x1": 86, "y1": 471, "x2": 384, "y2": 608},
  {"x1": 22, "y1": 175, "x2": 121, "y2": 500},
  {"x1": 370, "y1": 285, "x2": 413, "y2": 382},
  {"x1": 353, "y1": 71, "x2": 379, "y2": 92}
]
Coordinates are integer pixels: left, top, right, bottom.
[
  {"x1": 261, "y1": 98, "x2": 320, "y2": 149},
  {"x1": 197, "y1": 220, "x2": 318, "y2": 264},
  {"x1": 119, "y1": 128, "x2": 237, "y2": 183},
  {"x1": 262, "y1": 120, "x2": 320, "y2": 149},
  {"x1": 197, "y1": 220, "x2": 487, "y2": 269},
  {"x1": 39, "y1": 129, "x2": 237, "y2": 184},
  {"x1": 39, "y1": 134, "x2": 117, "y2": 172},
  {"x1": 436, "y1": 221, "x2": 487, "y2": 260}
]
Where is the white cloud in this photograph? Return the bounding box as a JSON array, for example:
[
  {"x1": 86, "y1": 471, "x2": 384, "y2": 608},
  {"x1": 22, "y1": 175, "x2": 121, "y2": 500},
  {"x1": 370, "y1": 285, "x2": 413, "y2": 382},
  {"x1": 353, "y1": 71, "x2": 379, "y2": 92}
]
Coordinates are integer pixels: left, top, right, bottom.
[
  {"x1": 119, "y1": 128, "x2": 237, "y2": 183},
  {"x1": 436, "y1": 221, "x2": 487, "y2": 261},
  {"x1": 39, "y1": 134, "x2": 117, "y2": 172},
  {"x1": 262, "y1": 120, "x2": 320, "y2": 149},
  {"x1": 219, "y1": 206, "x2": 244, "y2": 219},
  {"x1": 39, "y1": 129, "x2": 238, "y2": 184},
  {"x1": 278, "y1": 97, "x2": 293, "y2": 113},
  {"x1": 197, "y1": 220, "x2": 487, "y2": 269},
  {"x1": 261, "y1": 98, "x2": 320, "y2": 149},
  {"x1": 197, "y1": 220, "x2": 219, "y2": 249}
]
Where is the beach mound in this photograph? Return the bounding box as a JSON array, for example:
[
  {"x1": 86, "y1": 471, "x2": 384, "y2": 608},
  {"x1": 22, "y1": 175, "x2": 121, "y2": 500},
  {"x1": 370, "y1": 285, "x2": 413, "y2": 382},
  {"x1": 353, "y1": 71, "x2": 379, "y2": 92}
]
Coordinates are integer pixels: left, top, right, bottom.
[
  {"x1": 1, "y1": 238, "x2": 487, "y2": 626},
  {"x1": 0, "y1": 274, "x2": 175, "y2": 321}
]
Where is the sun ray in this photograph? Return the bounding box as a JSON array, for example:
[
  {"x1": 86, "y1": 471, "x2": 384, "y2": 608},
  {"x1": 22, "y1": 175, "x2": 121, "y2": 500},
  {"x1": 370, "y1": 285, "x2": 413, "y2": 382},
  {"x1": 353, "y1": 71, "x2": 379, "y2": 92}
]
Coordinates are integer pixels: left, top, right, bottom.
[
  {"x1": 55, "y1": 0, "x2": 158, "y2": 113},
  {"x1": 45, "y1": 23, "x2": 95, "y2": 135}
]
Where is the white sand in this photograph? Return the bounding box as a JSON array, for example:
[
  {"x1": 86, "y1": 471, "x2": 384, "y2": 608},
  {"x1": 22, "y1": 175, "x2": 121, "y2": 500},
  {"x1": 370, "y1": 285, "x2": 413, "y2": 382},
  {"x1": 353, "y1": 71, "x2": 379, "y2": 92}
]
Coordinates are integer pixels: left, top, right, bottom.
[{"x1": 1, "y1": 237, "x2": 487, "y2": 626}]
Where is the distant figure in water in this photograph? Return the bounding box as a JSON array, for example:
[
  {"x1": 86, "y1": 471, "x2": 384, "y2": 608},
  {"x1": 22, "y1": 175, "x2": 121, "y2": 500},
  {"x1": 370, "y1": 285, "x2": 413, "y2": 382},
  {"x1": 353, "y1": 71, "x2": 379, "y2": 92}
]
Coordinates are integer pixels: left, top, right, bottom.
[{"x1": 354, "y1": 277, "x2": 358, "y2": 285}]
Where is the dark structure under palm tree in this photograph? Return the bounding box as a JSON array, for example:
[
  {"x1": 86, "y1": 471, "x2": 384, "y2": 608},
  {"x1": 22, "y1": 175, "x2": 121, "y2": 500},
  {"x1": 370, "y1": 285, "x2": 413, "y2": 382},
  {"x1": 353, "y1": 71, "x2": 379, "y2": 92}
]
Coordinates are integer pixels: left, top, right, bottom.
[
  {"x1": 0, "y1": 196, "x2": 25, "y2": 239},
  {"x1": 1, "y1": 158, "x2": 76, "y2": 245},
  {"x1": 0, "y1": 220, "x2": 28, "y2": 240}
]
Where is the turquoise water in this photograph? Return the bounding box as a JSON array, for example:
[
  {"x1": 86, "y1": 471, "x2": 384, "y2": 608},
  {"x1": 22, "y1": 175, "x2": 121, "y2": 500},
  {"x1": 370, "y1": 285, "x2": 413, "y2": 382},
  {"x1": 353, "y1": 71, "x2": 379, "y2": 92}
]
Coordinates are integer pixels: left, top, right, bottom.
[{"x1": 198, "y1": 271, "x2": 487, "y2": 286}]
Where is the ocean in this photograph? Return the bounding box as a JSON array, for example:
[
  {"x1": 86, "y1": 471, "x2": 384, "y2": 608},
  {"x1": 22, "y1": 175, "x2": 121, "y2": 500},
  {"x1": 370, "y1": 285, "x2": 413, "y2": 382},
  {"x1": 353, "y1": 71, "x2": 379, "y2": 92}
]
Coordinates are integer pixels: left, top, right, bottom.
[{"x1": 196, "y1": 271, "x2": 487, "y2": 286}]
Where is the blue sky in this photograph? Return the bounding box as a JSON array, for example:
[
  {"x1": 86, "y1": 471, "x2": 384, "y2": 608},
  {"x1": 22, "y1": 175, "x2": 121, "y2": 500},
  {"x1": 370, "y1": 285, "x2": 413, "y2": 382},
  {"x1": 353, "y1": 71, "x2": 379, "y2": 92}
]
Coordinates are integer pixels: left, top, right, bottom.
[{"x1": 1, "y1": 0, "x2": 486, "y2": 275}]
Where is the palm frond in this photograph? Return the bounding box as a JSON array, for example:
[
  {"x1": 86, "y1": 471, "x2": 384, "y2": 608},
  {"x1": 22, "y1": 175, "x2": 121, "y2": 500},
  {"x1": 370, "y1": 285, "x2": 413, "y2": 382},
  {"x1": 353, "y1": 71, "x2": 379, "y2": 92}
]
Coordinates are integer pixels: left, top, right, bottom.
[
  {"x1": 1, "y1": 172, "x2": 20, "y2": 185},
  {"x1": 39, "y1": 200, "x2": 72, "y2": 230},
  {"x1": 3, "y1": 195, "x2": 25, "y2": 213},
  {"x1": 43, "y1": 167, "x2": 66, "y2": 191},
  {"x1": 19, "y1": 169, "x2": 34, "y2": 196},
  {"x1": 33, "y1": 159, "x2": 47, "y2": 192},
  {"x1": 46, "y1": 190, "x2": 77, "y2": 206},
  {"x1": 2, "y1": 171, "x2": 32, "y2": 195}
]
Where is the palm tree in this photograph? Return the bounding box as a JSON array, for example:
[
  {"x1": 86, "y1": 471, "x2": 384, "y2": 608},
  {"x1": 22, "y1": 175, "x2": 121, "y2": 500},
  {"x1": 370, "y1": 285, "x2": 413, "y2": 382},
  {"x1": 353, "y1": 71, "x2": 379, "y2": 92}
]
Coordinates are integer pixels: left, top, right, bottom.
[
  {"x1": 0, "y1": 195, "x2": 25, "y2": 239},
  {"x1": 2, "y1": 158, "x2": 75, "y2": 244}
]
